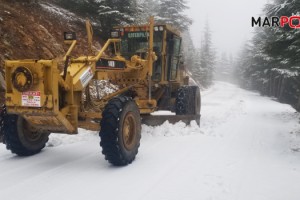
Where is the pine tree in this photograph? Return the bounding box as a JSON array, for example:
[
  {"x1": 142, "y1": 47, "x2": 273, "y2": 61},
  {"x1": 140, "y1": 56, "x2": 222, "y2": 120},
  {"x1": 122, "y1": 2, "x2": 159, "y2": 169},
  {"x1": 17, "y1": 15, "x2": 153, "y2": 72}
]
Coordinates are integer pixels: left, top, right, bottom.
[
  {"x1": 215, "y1": 52, "x2": 233, "y2": 82},
  {"x1": 181, "y1": 31, "x2": 200, "y2": 84},
  {"x1": 156, "y1": 0, "x2": 192, "y2": 31},
  {"x1": 54, "y1": 0, "x2": 139, "y2": 38},
  {"x1": 136, "y1": 0, "x2": 160, "y2": 23},
  {"x1": 97, "y1": 0, "x2": 139, "y2": 38},
  {"x1": 237, "y1": 0, "x2": 300, "y2": 110},
  {"x1": 198, "y1": 22, "x2": 215, "y2": 87},
  {"x1": 234, "y1": 41, "x2": 254, "y2": 88}
]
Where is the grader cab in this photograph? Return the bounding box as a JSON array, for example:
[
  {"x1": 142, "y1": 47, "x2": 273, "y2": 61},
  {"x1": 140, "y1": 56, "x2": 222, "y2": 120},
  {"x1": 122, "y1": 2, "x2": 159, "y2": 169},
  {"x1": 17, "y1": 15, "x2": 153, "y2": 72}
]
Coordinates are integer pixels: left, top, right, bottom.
[{"x1": 0, "y1": 17, "x2": 201, "y2": 166}]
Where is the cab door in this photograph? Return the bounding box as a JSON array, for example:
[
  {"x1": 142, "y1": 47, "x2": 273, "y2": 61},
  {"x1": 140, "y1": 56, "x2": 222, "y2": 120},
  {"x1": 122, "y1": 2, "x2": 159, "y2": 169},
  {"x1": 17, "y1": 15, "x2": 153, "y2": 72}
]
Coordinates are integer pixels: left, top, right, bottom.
[{"x1": 166, "y1": 35, "x2": 181, "y2": 81}]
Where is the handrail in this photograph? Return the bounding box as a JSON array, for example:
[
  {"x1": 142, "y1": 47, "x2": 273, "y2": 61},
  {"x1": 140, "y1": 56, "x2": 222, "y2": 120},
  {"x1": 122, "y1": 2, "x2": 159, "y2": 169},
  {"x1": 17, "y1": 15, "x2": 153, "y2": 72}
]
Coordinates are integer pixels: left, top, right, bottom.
[
  {"x1": 63, "y1": 40, "x2": 77, "y2": 61},
  {"x1": 70, "y1": 39, "x2": 121, "y2": 63},
  {"x1": 91, "y1": 39, "x2": 121, "y2": 61}
]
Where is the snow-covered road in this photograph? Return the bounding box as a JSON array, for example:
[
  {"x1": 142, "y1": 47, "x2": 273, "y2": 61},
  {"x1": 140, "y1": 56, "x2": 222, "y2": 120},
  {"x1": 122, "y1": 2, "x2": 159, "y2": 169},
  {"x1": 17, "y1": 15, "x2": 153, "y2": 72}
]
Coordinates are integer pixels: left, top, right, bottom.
[{"x1": 1, "y1": 81, "x2": 300, "y2": 200}]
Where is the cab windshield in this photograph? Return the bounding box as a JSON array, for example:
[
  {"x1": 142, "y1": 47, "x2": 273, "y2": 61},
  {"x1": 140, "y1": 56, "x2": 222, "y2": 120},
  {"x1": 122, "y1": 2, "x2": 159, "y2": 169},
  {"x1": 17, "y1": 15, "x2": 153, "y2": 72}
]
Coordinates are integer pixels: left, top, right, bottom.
[{"x1": 120, "y1": 31, "x2": 163, "y2": 59}]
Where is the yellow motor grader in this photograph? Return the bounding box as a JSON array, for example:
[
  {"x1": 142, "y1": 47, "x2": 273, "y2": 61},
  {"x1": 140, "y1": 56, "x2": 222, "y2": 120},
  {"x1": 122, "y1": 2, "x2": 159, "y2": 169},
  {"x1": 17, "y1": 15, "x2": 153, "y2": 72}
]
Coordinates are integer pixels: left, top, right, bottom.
[{"x1": 0, "y1": 17, "x2": 200, "y2": 166}]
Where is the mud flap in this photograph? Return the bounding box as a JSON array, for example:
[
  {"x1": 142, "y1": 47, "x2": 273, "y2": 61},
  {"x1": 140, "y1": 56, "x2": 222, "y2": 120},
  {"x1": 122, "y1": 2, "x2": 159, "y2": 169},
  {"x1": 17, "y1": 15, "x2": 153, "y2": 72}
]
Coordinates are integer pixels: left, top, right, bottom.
[{"x1": 141, "y1": 114, "x2": 200, "y2": 126}]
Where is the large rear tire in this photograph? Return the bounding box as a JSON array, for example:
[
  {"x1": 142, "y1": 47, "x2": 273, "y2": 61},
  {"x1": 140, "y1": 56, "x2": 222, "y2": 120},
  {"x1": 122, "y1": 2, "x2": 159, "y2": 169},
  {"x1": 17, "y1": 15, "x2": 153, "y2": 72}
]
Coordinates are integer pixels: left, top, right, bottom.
[
  {"x1": 2, "y1": 109, "x2": 49, "y2": 156},
  {"x1": 0, "y1": 105, "x2": 5, "y2": 143},
  {"x1": 175, "y1": 86, "x2": 201, "y2": 115},
  {"x1": 100, "y1": 96, "x2": 141, "y2": 166}
]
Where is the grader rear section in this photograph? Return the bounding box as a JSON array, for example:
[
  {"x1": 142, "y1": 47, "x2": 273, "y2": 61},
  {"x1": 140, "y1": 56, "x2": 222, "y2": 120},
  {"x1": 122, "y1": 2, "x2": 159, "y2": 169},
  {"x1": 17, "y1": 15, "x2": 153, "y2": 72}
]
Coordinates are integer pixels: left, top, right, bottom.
[{"x1": 0, "y1": 17, "x2": 201, "y2": 166}]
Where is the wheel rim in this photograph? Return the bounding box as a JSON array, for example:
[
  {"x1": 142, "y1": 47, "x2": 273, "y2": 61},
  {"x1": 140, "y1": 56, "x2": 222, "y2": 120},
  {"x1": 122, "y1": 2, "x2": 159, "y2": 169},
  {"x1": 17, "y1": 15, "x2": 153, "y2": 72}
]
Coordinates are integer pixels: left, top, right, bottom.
[
  {"x1": 122, "y1": 112, "x2": 137, "y2": 151},
  {"x1": 18, "y1": 117, "x2": 44, "y2": 145}
]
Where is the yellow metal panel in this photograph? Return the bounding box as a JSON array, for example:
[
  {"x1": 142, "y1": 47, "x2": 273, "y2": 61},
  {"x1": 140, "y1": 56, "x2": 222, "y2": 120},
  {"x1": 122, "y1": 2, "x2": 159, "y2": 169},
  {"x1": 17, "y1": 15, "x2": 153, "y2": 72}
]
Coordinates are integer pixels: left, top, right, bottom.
[
  {"x1": 72, "y1": 65, "x2": 95, "y2": 91},
  {"x1": 135, "y1": 99, "x2": 157, "y2": 114},
  {"x1": 78, "y1": 121, "x2": 100, "y2": 131}
]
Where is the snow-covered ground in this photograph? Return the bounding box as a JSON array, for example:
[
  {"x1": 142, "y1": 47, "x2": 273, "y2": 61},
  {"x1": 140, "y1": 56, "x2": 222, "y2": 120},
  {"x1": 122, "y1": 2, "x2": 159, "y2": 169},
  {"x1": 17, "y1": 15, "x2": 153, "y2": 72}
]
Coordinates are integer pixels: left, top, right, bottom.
[{"x1": 1, "y1": 81, "x2": 300, "y2": 200}]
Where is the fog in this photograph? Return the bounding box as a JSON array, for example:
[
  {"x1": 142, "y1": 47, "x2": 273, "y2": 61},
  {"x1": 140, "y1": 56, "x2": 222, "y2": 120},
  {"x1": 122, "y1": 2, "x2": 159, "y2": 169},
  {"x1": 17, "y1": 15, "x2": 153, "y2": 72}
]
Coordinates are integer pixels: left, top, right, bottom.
[{"x1": 187, "y1": 0, "x2": 268, "y2": 56}]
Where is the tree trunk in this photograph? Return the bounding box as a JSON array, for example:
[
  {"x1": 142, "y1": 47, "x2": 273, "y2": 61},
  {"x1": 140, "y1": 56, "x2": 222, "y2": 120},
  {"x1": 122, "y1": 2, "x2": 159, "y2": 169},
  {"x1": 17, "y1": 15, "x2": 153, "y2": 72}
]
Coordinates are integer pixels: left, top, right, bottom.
[
  {"x1": 269, "y1": 71, "x2": 274, "y2": 96},
  {"x1": 278, "y1": 76, "x2": 285, "y2": 102},
  {"x1": 296, "y1": 92, "x2": 300, "y2": 111},
  {"x1": 269, "y1": 72, "x2": 272, "y2": 96}
]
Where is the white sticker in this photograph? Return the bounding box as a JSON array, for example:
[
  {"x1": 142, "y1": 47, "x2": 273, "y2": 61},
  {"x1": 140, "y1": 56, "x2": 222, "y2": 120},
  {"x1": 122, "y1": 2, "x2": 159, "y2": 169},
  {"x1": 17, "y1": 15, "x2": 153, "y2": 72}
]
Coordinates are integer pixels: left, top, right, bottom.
[
  {"x1": 108, "y1": 61, "x2": 115, "y2": 67},
  {"x1": 80, "y1": 67, "x2": 93, "y2": 88},
  {"x1": 21, "y1": 91, "x2": 41, "y2": 107}
]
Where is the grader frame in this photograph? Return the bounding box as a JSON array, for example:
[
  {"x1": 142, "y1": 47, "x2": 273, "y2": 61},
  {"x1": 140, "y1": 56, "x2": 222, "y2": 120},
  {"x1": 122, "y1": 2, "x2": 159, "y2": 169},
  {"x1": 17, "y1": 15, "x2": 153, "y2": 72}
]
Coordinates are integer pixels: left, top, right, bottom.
[{"x1": 0, "y1": 17, "x2": 200, "y2": 165}]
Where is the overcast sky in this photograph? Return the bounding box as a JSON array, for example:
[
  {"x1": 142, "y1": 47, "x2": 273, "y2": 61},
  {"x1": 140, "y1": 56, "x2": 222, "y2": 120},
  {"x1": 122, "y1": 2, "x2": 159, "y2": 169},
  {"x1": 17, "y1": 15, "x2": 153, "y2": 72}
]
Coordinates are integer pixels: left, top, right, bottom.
[{"x1": 186, "y1": 0, "x2": 268, "y2": 57}]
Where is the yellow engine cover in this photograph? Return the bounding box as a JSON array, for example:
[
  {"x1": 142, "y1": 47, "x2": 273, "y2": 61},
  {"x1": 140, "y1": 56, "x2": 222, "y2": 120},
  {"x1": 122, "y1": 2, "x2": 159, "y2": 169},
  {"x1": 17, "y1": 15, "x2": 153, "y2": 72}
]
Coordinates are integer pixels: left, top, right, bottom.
[
  {"x1": 5, "y1": 60, "x2": 57, "y2": 109},
  {"x1": 5, "y1": 59, "x2": 76, "y2": 134}
]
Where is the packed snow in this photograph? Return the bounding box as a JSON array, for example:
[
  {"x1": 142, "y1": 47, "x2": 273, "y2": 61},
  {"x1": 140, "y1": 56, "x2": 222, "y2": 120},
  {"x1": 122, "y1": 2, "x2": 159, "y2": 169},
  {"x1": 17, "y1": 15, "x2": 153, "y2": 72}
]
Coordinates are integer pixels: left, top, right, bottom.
[{"x1": 1, "y1": 81, "x2": 300, "y2": 200}]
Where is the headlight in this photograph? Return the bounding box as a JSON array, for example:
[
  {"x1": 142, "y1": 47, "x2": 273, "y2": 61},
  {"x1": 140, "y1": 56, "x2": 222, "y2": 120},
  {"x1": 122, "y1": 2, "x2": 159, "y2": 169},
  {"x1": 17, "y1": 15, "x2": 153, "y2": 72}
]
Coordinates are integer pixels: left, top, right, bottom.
[
  {"x1": 64, "y1": 32, "x2": 76, "y2": 40},
  {"x1": 111, "y1": 31, "x2": 119, "y2": 38}
]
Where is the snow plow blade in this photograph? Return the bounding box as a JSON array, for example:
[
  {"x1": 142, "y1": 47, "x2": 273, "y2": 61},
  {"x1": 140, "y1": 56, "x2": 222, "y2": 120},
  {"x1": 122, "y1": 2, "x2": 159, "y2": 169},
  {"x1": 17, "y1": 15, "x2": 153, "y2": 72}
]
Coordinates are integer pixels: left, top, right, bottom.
[{"x1": 141, "y1": 114, "x2": 200, "y2": 126}]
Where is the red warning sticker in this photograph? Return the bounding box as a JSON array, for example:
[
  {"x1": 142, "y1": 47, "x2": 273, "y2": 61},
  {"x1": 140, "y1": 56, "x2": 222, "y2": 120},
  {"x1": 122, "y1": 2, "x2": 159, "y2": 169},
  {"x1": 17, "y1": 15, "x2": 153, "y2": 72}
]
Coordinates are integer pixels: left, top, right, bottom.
[{"x1": 21, "y1": 91, "x2": 41, "y2": 107}]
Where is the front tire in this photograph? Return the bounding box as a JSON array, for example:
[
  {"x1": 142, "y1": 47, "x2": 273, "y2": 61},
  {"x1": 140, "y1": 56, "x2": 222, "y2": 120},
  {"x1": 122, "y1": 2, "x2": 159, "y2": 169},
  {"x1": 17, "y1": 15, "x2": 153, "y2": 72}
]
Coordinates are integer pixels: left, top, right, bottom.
[
  {"x1": 175, "y1": 86, "x2": 201, "y2": 115},
  {"x1": 100, "y1": 96, "x2": 141, "y2": 166},
  {"x1": 2, "y1": 111, "x2": 49, "y2": 156}
]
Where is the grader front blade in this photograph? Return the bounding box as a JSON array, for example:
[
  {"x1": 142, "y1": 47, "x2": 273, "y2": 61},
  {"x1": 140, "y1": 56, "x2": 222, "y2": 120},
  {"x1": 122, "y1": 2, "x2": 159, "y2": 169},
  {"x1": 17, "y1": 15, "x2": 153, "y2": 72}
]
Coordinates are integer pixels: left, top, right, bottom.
[{"x1": 141, "y1": 114, "x2": 200, "y2": 126}]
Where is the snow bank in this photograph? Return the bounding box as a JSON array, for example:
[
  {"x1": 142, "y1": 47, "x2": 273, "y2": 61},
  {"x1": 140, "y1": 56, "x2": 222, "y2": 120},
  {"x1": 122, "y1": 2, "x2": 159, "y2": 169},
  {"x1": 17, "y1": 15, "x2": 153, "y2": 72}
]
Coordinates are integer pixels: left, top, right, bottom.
[
  {"x1": 1, "y1": 81, "x2": 300, "y2": 200},
  {"x1": 47, "y1": 120, "x2": 201, "y2": 148},
  {"x1": 142, "y1": 120, "x2": 201, "y2": 137},
  {"x1": 47, "y1": 128, "x2": 97, "y2": 147}
]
